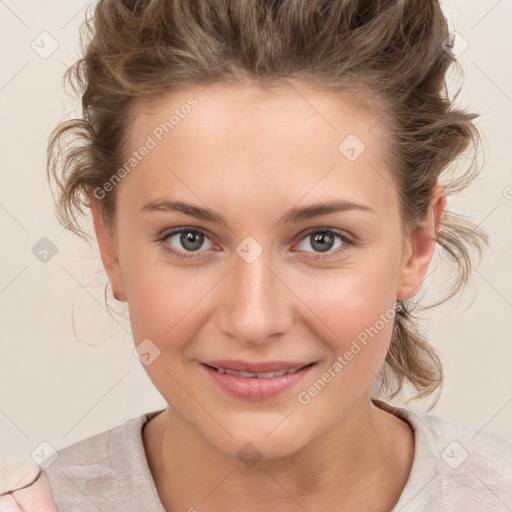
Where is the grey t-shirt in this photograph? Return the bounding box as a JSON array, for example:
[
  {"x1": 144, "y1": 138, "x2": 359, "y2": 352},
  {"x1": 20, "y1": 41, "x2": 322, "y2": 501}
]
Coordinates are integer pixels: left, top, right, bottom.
[{"x1": 44, "y1": 402, "x2": 512, "y2": 511}]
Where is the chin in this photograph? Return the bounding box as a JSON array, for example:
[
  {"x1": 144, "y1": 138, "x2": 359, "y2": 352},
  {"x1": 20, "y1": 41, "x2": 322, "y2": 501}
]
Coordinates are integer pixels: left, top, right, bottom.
[{"x1": 211, "y1": 417, "x2": 311, "y2": 463}]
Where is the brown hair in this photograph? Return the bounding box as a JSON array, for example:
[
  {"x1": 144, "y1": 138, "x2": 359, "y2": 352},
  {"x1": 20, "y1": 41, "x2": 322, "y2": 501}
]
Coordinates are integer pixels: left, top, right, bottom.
[{"x1": 47, "y1": 0, "x2": 488, "y2": 404}]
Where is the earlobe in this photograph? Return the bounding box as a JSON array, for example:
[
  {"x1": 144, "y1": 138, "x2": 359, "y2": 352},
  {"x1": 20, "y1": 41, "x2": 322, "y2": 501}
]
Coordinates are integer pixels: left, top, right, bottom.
[
  {"x1": 88, "y1": 190, "x2": 127, "y2": 302},
  {"x1": 397, "y1": 186, "x2": 447, "y2": 301}
]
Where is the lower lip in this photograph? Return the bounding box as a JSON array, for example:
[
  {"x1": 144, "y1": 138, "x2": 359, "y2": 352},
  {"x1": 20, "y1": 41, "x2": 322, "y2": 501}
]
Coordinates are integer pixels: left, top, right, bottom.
[{"x1": 200, "y1": 363, "x2": 316, "y2": 401}]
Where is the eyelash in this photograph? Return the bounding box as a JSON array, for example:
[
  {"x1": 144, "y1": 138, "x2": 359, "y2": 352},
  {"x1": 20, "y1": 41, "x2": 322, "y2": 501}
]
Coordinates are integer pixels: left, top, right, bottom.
[{"x1": 157, "y1": 227, "x2": 353, "y2": 261}]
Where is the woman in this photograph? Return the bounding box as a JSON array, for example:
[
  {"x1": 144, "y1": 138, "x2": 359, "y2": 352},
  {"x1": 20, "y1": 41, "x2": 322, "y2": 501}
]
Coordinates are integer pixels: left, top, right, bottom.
[{"x1": 1, "y1": 0, "x2": 510, "y2": 510}]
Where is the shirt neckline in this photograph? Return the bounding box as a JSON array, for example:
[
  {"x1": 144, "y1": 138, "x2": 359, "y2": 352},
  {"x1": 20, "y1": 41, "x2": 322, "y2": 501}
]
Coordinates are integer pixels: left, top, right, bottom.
[
  {"x1": 114, "y1": 402, "x2": 437, "y2": 511},
  {"x1": 373, "y1": 399, "x2": 439, "y2": 510}
]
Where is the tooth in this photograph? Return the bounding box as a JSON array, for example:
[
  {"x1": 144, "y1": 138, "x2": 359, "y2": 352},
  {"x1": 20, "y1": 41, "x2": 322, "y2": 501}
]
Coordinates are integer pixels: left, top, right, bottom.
[
  {"x1": 216, "y1": 366, "x2": 305, "y2": 378},
  {"x1": 238, "y1": 371, "x2": 258, "y2": 377},
  {"x1": 255, "y1": 371, "x2": 275, "y2": 378}
]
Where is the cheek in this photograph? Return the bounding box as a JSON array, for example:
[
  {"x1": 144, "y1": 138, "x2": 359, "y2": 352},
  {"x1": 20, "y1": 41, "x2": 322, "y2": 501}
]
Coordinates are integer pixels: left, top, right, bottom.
[
  {"x1": 297, "y1": 253, "x2": 399, "y2": 338},
  {"x1": 123, "y1": 262, "x2": 214, "y2": 397},
  {"x1": 293, "y1": 251, "x2": 401, "y2": 380},
  {"x1": 123, "y1": 261, "x2": 209, "y2": 344},
  {"x1": 120, "y1": 243, "x2": 227, "y2": 377},
  {"x1": 316, "y1": 289, "x2": 394, "y2": 376},
  {"x1": 292, "y1": 272, "x2": 398, "y2": 418}
]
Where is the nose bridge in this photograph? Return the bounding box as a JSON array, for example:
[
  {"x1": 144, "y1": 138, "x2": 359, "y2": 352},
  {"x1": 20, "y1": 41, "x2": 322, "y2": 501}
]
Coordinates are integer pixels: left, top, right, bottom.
[{"x1": 219, "y1": 240, "x2": 291, "y2": 344}]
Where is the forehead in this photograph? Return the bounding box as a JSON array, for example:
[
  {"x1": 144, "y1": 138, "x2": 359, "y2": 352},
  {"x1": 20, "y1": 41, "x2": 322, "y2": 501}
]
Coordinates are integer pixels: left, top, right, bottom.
[
  {"x1": 122, "y1": 81, "x2": 397, "y2": 214},
  {"x1": 129, "y1": 80, "x2": 386, "y2": 147}
]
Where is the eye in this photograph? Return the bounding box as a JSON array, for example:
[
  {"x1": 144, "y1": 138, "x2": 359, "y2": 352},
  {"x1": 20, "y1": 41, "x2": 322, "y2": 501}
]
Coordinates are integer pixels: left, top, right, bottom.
[
  {"x1": 295, "y1": 228, "x2": 352, "y2": 260},
  {"x1": 158, "y1": 227, "x2": 214, "y2": 259},
  {"x1": 157, "y1": 226, "x2": 353, "y2": 261}
]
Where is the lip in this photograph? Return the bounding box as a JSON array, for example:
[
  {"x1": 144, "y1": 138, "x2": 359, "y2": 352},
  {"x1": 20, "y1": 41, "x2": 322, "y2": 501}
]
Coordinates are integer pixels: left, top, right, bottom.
[{"x1": 200, "y1": 361, "x2": 317, "y2": 401}]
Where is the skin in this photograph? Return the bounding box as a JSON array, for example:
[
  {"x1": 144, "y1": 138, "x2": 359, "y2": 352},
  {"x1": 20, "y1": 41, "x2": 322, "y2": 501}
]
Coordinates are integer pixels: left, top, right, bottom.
[{"x1": 89, "y1": 80, "x2": 446, "y2": 512}]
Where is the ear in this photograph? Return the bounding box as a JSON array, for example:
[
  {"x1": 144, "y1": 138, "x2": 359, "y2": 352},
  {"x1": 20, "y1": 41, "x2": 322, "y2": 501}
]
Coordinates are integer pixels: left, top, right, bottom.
[
  {"x1": 88, "y1": 190, "x2": 127, "y2": 302},
  {"x1": 397, "y1": 185, "x2": 446, "y2": 301}
]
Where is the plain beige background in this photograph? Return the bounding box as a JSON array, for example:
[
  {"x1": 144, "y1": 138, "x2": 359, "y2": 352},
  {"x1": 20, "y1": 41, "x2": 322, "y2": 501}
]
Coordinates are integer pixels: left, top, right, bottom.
[{"x1": 1, "y1": 0, "x2": 511, "y2": 468}]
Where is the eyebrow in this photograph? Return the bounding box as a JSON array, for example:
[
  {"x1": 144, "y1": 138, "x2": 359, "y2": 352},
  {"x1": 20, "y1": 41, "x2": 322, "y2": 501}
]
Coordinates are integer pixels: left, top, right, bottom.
[{"x1": 141, "y1": 198, "x2": 375, "y2": 225}]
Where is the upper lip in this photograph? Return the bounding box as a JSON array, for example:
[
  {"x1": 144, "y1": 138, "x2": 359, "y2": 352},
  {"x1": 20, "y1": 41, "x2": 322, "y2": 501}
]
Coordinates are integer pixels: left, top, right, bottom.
[{"x1": 201, "y1": 360, "x2": 314, "y2": 373}]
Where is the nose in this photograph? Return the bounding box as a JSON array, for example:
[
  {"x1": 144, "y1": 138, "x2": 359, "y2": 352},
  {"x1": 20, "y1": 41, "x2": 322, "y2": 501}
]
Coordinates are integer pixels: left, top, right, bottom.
[{"x1": 217, "y1": 246, "x2": 293, "y2": 346}]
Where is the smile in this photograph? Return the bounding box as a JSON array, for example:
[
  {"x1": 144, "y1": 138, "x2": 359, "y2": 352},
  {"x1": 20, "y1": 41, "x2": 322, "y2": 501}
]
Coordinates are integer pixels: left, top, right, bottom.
[{"x1": 200, "y1": 362, "x2": 317, "y2": 401}]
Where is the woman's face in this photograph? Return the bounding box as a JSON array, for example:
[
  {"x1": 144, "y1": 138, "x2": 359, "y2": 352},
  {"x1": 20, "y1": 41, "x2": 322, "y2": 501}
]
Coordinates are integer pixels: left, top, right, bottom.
[{"x1": 92, "y1": 81, "x2": 439, "y2": 459}]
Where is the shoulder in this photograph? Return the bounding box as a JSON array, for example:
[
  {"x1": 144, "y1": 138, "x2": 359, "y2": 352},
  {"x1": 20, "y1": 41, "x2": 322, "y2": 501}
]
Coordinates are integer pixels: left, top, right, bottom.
[
  {"x1": 420, "y1": 413, "x2": 512, "y2": 510},
  {"x1": 43, "y1": 420, "x2": 128, "y2": 511},
  {"x1": 45, "y1": 422, "x2": 116, "y2": 472},
  {"x1": 382, "y1": 402, "x2": 512, "y2": 511},
  {"x1": 43, "y1": 409, "x2": 165, "y2": 512},
  {"x1": 419, "y1": 412, "x2": 512, "y2": 478}
]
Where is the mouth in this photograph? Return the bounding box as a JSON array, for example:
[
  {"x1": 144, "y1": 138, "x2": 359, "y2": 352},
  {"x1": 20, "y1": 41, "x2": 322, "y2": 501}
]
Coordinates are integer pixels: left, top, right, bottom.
[
  {"x1": 200, "y1": 361, "x2": 317, "y2": 401},
  {"x1": 202, "y1": 362, "x2": 315, "y2": 378}
]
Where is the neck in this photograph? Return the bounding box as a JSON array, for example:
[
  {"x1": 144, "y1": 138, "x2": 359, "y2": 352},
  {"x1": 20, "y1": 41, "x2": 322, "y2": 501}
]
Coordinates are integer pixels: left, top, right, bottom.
[{"x1": 143, "y1": 397, "x2": 414, "y2": 512}]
